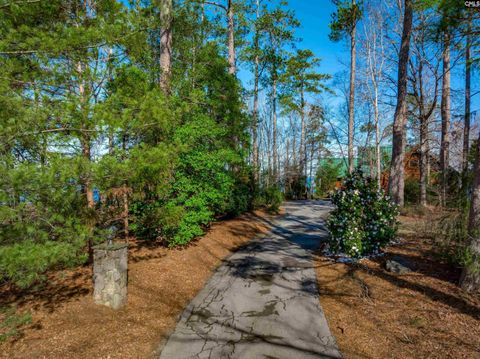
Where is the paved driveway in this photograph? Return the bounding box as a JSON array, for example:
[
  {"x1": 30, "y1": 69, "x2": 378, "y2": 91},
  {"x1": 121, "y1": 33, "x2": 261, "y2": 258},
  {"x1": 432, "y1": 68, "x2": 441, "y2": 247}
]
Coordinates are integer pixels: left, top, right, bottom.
[{"x1": 158, "y1": 200, "x2": 342, "y2": 359}]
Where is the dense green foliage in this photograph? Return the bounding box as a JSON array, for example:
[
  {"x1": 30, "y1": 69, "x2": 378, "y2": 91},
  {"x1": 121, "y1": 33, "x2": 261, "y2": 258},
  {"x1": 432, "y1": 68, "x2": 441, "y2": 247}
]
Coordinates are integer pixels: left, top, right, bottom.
[
  {"x1": 327, "y1": 169, "x2": 399, "y2": 257},
  {"x1": 254, "y1": 186, "x2": 284, "y2": 213},
  {"x1": 284, "y1": 174, "x2": 306, "y2": 200},
  {"x1": 434, "y1": 209, "x2": 472, "y2": 267},
  {"x1": 404, "y1": 177, "x2": 421, "y2": 204},
  {"x1": 0, "y1": 1, "x2": 251, "y2": 286},
  {"x1": 315, "y1": 159, "x2": 342, "y2": 197},
  {"x1": 329, "y1": 0, "x2": 363, "y2": 41}
]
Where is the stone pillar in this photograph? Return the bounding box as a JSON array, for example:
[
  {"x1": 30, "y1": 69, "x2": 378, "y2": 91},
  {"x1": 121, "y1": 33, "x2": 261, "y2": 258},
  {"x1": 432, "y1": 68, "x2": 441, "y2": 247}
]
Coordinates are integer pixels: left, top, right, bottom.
[{"x1": 93, "y1": 243, "x2": 128, "y2": 309}]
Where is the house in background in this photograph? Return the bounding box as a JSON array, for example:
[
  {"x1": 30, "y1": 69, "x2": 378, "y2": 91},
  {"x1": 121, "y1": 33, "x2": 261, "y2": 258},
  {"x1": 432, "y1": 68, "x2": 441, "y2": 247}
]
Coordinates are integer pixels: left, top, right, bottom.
[
  {"x1": 316, "y1": 157, "x2": 350, "y2": 191},
  {"x1": 321, "y1": 145, "x2": 440, "y2": 191},
  {"x1": 357, "y1": 145, "x2": 392, "y2": 177},
  {"x1": 321, "y1": 146, "x2": 392, "y2": 189},
  {"x1": 380, "y1": 145, "x2": 440, "y2": 190}
]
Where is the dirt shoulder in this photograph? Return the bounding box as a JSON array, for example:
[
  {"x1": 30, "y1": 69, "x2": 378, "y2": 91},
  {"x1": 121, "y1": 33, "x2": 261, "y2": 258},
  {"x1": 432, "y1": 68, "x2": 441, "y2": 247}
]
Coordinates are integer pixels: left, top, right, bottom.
[
  {"x1": 315, "y1": 215, "x2": 480, "y2": 359},
  {"x1": 0, "y1": 209, "x2": 279, "y2": 359}
]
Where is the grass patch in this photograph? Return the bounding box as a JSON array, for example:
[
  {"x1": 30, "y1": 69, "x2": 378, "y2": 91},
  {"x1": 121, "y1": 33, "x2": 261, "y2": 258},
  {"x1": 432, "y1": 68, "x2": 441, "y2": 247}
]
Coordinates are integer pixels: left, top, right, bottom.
[{"x1": 0, "y1": 306, "x2": 32, "y2": 342}]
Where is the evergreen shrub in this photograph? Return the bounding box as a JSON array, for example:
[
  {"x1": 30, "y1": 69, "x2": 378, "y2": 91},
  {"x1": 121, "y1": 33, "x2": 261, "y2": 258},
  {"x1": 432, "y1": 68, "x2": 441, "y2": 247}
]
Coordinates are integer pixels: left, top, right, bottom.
[
  {"x1": 254, "y1": 185, "x2": 283, "y2": 213},
  {"x1": 327, "y1": 169, "x2": 399, "y2": 257}
]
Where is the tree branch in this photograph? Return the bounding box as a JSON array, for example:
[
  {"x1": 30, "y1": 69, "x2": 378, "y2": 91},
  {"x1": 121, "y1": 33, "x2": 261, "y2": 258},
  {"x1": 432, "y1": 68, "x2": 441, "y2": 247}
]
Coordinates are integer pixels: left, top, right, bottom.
[
  {"x1": 203, "y1": 0, "x2": 227, "y2": 12},
  {"x1": 0, "y1": 0, "x2": 42, "y2": 9}
]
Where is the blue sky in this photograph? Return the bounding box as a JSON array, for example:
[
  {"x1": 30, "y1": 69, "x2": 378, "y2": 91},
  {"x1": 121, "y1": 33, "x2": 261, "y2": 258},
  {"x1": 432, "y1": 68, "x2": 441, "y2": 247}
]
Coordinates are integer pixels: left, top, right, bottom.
[
  {"x1": 283, "y1": 1, "x2": 348, "y2": 77},
  {"x1": 237, "y1": 0, "x2": 479, "y2": 120},
  {"x1": 238, "y1": 1, "x2": 348, "y2": 92}
]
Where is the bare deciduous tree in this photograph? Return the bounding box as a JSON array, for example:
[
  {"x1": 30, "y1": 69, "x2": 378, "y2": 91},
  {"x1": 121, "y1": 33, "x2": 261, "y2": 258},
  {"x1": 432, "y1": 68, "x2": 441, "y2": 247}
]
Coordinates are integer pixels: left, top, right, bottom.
[
  {"x1": 440, "y1": 31, "x2": 451, "y2": 206},
  {"x1": 360, "y1": 0, "x2": 387, "y2": 187}
]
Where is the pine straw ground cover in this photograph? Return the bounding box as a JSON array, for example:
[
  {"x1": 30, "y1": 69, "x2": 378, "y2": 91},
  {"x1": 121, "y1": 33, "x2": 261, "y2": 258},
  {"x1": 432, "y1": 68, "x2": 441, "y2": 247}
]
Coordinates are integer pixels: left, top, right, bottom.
[
  {"x1": 0, "y1": 209, "x2": 279, "y2": 359},
  {"x1": 315, "y1": 214, "x2": 480, "y2": 359}
]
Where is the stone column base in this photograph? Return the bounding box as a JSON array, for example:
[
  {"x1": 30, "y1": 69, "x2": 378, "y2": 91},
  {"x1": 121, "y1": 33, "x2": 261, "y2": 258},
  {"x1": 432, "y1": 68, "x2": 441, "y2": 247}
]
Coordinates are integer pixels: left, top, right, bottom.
[{"x1": 93, "y1": 243, "x2": 128, "y2": 309}]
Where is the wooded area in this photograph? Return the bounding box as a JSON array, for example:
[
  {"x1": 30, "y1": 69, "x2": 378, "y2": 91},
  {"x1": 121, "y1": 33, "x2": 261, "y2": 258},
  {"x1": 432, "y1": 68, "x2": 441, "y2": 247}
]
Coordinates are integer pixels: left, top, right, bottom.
[{"x1": 0, "y1": 0, "x2": 479, "y2": 294}]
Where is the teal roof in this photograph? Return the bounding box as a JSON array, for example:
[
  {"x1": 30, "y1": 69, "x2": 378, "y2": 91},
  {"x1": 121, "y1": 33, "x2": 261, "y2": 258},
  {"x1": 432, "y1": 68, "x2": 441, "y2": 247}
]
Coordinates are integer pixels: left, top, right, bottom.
[
  {"x1": 318, "y1": 157, "x2": 353, "y2": 177},
  {"x1": 319, "y1": 146, "x2": 392, "y2": 178}
]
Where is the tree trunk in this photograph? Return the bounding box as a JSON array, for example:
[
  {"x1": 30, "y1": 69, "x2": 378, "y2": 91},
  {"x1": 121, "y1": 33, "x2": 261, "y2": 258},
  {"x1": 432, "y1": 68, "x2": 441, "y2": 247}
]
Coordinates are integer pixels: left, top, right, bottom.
[
  {"x1": 309, "y1": 144, "x2": 314, "y2": 199},
  {"x1": 272, "y1": 77, "x2": 278, "y2": 182},
  {"x1": 81, "y1": 140, "x2": 94, "y2": 210},
  {"x1": 160, "y1": 0, "x2": 173, "y2": 93},
  {"x1": 80, "y1": 134, "x2": 94, "y2": 260},
  {"x1": 227, "y1": 0, "x2": 236, "y2": 75},
  {"x1": 463, "y1": 25, "x2": 471, "y2": 173},
  {"x1": 107, "y1": 47, "x2": 115, "y2": 155},
  {"x1": 252, "y1": 0, "x2": 260, "y2": 184},
  {"x1": 300, "y1": 87, "x2": 306, "y2": 197},
  {"x1": 388, "y1": 0, "x2": 413, "y2": 207},
  {"x1": 374, "y1": 88, "x2": 381, "y2": 188},
  {"x1": 365, "y1": 16, "x2": 382, "y2": 188},
  {"x1": 122, "y1": 134, "x2": 129, "y2": 240},
  {"x1": 285, "y1": 137, "x2": 290, "y2": 189},
  {"x1": 266, "y1": 118, "x2": 271, "y2": 187},
  {"x1": 348, "y1": 0, "x2": 357, "y2": 173},
  {"x1": 77, "y1": 59, "x2": 95, "y2": 262},
  {"x1": 420, "y1": 116, "x2": 428, "y2": 207},
  {"x1": 440, "y1": 32, "x2": 451, "y2": 207},
  {"x1": 292, "y1": 120, "x2": 297, "y2": 169},
  {"x1": 418, "y1": 57, "x2": 427, "y2": 207},
  {"x1": 460, "y1": 131, "x2": 480, "y2": 293}
]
